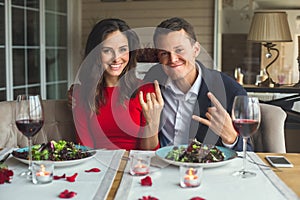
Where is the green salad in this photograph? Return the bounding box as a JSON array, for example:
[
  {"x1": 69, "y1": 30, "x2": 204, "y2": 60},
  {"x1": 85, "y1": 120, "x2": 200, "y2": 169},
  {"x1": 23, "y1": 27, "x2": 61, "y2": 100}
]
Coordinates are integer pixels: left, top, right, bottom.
[
  {"x1": 165, "y1": 139, "x2": 225, "y2": 163},
  {"x1": 12, "y1": 140, "x2": 92, "y2": 161}
]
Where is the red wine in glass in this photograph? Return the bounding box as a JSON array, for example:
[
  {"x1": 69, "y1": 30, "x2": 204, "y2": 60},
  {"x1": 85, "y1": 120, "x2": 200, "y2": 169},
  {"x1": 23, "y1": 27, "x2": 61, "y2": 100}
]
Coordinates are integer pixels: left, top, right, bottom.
[
  {"x1": 15, "y1": 94, "x2": 44, "y2": 179},
  {"x1": 16, "y1": 119, "x2": 44, "y2": 138},
  {"x1": 233, "y1": 119, "x2": 259, "y2": 138},
  {"x1": 231, "y1": 96, "x2": 260, "y2": 178}
]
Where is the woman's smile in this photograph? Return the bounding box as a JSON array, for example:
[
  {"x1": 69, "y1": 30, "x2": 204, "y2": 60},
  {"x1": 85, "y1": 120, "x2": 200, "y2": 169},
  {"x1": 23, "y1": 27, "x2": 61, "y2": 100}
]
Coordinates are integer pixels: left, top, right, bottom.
[{"x1": 109, "y1": 63, "x2": 124, "y2": 70}]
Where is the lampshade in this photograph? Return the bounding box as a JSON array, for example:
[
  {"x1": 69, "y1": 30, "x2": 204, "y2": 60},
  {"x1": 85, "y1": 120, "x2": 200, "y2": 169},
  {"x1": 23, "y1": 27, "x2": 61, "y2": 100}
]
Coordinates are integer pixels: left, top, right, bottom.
[{"x1": 247, "y1": 11, "x2": 292, "y2": 42}]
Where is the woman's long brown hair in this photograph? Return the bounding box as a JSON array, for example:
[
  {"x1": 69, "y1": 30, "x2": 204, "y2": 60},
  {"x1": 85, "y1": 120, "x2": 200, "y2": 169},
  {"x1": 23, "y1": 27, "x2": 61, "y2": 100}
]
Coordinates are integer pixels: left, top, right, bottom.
[{"x1": 79, "y1": 18, "x2": 140, "y2": 114}]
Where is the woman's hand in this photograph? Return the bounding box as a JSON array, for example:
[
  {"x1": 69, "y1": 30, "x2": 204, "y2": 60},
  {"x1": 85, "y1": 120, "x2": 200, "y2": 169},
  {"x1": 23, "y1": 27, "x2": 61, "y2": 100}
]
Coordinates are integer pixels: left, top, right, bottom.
[
  {"x1": 138, "y1": 80, "x2": 164, "y2": 150},
  {"x1": 192, "y1": 92, "x2": 237, "y2": 145},
  {"x1": 139, "y1": 80, "x2": 164, "y2": 128}
]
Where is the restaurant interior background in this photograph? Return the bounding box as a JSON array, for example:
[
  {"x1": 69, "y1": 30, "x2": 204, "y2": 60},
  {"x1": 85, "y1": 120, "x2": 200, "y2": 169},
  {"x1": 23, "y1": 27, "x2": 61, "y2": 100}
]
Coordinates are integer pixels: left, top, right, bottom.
[{"x1": 0, "y1": 0, "x2": 299, "y2": 152}]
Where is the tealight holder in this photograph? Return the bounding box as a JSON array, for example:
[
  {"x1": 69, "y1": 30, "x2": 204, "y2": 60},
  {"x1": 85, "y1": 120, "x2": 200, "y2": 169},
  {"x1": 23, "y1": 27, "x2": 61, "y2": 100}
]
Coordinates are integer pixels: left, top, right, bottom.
[
  {"x1": 179, "y1": 165, "x2": 203, "y2": 188},
  {"x1": 32, "y1": 161, "x2": 54, "y2": 184},
  {"x1": 129, "y1": 153, "x2": 150, "y2": 176}
]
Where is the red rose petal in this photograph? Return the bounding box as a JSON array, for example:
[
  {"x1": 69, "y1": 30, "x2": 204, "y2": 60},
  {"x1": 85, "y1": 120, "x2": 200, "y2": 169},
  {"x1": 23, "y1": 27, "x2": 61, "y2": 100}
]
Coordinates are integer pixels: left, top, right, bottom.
[
  {"x1": 58, "y1": 190, "x2": 77, "y2": 198},
  {"x1": 141, "y1": 176, "x2": 152, "y2": 186},
  {"x1": 139, "y1": 195, "x2": 159, "y2": 200},
  {"x1": 190, "y1": 197, "x2": 206, "y2": 200},
  {"x1": 67, "y1": 191, "x2": 77, "y2": 198},
  {"x1": 0, "y1": 168, "x2": 14, "y2": 184},
  {"x1": 85, "y1": 168, "x2": 101, "y2": 173},
  {"x1": 5, "y1": 170, "x2": 14, "y2": 177},
  {"x1": 54, "y1": 173, "x2": 66, "y2": 180},
  {"x1": 59, "y1": 189, "x2": 69, "y2": 198},
  {"x1": 66, "y1": 173, "x2": 78, "y2": 182}
]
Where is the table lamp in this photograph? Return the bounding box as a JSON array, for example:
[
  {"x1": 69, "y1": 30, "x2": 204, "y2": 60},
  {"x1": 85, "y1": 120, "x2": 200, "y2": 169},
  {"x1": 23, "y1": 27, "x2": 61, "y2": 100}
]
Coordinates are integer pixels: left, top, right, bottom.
[{"x1": 247, "y1": 11, "x2": 292, "y2": 87}]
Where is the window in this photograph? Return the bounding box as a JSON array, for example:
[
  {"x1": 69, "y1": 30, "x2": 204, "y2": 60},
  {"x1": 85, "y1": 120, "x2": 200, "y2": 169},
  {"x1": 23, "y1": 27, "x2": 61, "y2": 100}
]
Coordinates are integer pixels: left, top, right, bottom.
[
  {"x1": 0, "y1": 0, "x2": 5, "y2": 99},
  {"x1": 45, "y1": 0, "x2": 68, "y2": 99},
  {"x1": 0, "y1": 0, "x2": 69, "y2": 101}
]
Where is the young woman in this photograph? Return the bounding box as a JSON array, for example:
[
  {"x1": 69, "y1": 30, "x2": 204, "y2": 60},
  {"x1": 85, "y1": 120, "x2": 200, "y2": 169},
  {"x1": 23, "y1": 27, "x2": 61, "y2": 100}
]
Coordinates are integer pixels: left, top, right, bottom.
[{"x1": 73, "y1": 18, "x2": 163, "y2": 150}]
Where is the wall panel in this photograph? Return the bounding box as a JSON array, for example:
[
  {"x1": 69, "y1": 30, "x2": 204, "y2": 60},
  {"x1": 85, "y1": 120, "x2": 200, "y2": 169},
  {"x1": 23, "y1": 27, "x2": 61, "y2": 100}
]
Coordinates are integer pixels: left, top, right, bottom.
[{"x1": 81, "y1": 0, "x2": 215, "y2": 60}]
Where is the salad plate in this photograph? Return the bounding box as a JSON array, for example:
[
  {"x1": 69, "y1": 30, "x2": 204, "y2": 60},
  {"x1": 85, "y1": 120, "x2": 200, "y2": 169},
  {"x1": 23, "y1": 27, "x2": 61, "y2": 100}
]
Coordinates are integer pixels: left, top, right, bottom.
[
  {"x1": 155, "y1": 145, "x2": 237, "y2": 168},
  {"x1": 12, "y1": 145, "x2": 97, "y2": 167}
]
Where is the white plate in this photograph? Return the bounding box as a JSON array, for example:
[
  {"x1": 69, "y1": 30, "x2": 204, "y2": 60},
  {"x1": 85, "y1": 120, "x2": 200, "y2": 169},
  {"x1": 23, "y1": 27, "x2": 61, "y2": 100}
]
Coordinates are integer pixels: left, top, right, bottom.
[
  {"x1": 12, "y1": 146, "x2": 96, "y2": 167},
  {"x1": 155, "y1": 145, "x2": 237, "y2": 168}
]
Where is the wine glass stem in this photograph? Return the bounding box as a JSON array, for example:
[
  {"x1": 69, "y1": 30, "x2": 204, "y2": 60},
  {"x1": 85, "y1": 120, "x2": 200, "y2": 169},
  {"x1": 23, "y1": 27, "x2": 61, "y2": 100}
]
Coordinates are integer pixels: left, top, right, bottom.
[
  {"x1": 242, "y1": 137, "x2": 247, "y2": 172},
  {"x1": 28, "y1": 137, "x2": 33, "y2": 172}
]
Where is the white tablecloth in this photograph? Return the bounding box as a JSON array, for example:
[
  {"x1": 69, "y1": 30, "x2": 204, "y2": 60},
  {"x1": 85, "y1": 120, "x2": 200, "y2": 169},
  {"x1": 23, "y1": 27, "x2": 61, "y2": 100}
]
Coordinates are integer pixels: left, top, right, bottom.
[
  {"x1": 0, "y1": 148, "x2": 125, "y2": 200},
  {"x1": 115, "y1": 151, "x2": 299, "y2": 200}
]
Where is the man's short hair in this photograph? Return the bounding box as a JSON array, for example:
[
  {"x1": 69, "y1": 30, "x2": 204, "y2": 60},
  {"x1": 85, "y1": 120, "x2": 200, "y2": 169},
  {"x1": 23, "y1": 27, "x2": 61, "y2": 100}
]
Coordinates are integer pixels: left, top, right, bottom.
[{"x1": 153, "y1": 17, "x2": 197, "y2": 46}]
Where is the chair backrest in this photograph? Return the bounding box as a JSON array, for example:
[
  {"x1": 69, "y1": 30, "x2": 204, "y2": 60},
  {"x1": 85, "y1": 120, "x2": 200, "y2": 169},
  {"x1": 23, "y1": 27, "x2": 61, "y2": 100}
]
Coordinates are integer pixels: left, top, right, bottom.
[
  {"x1": 0, "y1": 100, "x2": 287, "y2": 152},
  {"x1": 251, "y1": 103, "x2": 287, "y2": 153},
  {"x1": 0, "y1": 100, "x2": 76, "y2": 148}
]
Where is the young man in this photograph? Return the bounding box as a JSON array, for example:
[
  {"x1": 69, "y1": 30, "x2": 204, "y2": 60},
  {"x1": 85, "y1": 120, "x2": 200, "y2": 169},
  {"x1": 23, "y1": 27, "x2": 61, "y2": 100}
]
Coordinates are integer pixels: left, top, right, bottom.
[{"x1": 143, "y1": 17, "x2": 250, "y2": 151}]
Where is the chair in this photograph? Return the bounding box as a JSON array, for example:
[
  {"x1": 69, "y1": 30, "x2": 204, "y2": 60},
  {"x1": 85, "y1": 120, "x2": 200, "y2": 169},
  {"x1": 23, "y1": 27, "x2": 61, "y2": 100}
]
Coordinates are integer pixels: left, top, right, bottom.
[
  {"x1": 251, "y1": 103, "x2": 287, "y2": 153},
  {"x1": 0, "y1": 100, "x2": 287, "y2": 152},
  {"x1": 0, "y1": 100, "x2": 76, "y2": 148}
]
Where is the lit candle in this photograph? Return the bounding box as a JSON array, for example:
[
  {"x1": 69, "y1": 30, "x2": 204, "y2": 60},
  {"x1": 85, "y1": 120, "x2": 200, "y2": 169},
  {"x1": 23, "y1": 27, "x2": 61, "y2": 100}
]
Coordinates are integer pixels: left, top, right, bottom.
[
  {"x1": 129, "y1": 154, "x2": 151, "y2": 176},
  {"x1": 132, "y1": 160, "x2": 149, "y2": 175},
  {"x1": 183, "y1": 168, "x2": 200, "y2": 187},
  {"x1": 36, "y1": 164, "x2": 52, "y2": 183},
  {"x1": 32, "y1": 163, "x2": 53, "y2": 184}
]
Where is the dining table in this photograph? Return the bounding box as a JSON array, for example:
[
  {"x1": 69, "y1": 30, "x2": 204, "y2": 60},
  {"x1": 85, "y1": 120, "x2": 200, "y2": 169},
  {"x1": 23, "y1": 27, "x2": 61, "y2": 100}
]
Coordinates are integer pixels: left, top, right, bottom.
[
  {"x1": 110, "y1": 150, "x2": 300, "y2": 200},
  {"x1": 0, "y1": 148, "x2": 299, "y2": 200},
  {"x1": 257, "y1": 153, "x2": 300, "y2": 197},
  {"x1": 107, "y1": 152, "x2": 300, "y2": 200},
  {"x1": 0, "y1": 148, "x2": 125, "y2": 200}
]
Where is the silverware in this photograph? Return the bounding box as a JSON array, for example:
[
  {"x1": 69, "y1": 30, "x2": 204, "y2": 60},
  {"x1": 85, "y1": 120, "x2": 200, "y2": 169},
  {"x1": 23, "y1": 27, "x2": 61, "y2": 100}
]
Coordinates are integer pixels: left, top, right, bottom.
[
  {"x1": 0, "y1": 153, "x2": 11, "y2": 164},
  {"x1": 238, "y1": 155, "x2": 282, "y2": 172}
]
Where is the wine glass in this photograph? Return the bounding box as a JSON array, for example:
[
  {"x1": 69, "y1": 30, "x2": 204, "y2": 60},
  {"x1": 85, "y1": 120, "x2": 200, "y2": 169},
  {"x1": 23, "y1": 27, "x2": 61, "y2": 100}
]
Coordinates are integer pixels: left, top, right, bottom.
[
  {"x1": 15, "y1": 95, "x2": 44, "y2": 179},
  {"x1": 232, "y1": 96, "x2": 260, "y2": 178}
]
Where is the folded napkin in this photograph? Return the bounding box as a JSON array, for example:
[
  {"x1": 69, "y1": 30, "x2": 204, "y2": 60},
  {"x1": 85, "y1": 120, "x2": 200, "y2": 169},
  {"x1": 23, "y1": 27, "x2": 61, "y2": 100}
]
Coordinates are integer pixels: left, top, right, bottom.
[{"x1": 0, "y1": 148, "x2": 14, "y2": 160}]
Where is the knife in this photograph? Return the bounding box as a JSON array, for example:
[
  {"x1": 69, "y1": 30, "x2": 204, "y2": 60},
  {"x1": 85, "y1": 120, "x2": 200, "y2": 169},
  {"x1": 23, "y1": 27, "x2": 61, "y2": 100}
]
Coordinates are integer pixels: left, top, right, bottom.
[{"x1": 0, "y1": 153, "x2": 11, "y2": 164}]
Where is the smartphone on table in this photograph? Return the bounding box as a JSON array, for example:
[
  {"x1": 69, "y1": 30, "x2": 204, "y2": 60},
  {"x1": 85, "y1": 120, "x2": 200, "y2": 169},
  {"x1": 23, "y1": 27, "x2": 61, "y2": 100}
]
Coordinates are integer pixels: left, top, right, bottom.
[{"x1": 265, "y1": 156, "x2": 293, "y2": 168}]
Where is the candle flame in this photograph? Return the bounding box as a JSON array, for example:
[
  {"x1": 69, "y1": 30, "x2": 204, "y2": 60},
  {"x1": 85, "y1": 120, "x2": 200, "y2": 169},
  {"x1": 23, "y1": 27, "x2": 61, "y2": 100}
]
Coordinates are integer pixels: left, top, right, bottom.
[
  {"x1": 185, "y1": 168, "x2": 198, "y2": 180},
  {"x1": 37, "y1": 164, "x2": 50, "y2": 176},
  {"x1": 41, "y1": 164, "x2": 45, "y2": 172},
  {"x1": 186, "y1": 168, "x2": 197, "y2": 175}
]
